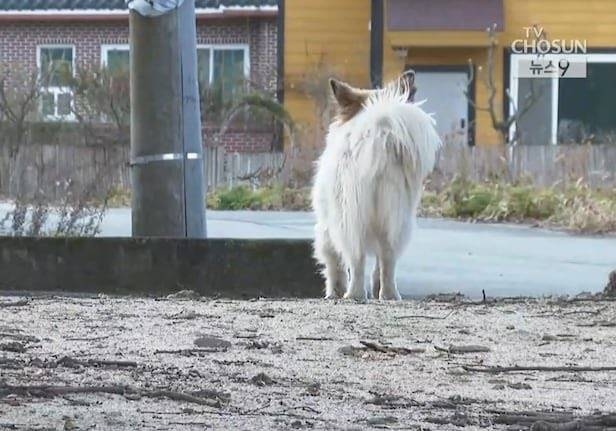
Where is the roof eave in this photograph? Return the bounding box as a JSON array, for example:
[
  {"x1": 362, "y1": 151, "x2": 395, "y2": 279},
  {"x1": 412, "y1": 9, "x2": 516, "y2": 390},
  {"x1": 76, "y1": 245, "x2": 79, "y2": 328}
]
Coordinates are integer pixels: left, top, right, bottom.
[{"x1": 0, "y1": 7, "x2": 277, "y2": 21}]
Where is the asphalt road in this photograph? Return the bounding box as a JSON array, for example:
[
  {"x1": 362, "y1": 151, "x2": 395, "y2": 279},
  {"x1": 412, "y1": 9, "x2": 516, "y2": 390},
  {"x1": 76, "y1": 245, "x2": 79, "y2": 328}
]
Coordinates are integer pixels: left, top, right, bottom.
[
  {"x1": 1, "y1": 204, "x2": 614, "y2": 298},
  {"x1": 100, "y1": 209, "x2": 616, "y2": 298}
]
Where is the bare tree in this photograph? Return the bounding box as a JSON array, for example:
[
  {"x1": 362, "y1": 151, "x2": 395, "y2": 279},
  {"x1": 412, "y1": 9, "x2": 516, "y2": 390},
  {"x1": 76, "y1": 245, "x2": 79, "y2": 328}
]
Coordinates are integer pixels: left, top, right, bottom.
[
  {"x1": 465, "y1": 23, "x2": 543, "y2": 146},
  {"x1": 0, "y1": 63, "x2": 54, "y2": 194},
  {"x1": 70, "y1": 66, "x2": 130, "y2": 141}
]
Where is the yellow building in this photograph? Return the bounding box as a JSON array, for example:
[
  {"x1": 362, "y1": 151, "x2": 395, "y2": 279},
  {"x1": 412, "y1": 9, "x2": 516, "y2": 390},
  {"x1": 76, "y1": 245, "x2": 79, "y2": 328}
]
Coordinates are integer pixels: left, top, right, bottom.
[{"x1": 281, "y1": 0, "x2": 616, "y2": 147}]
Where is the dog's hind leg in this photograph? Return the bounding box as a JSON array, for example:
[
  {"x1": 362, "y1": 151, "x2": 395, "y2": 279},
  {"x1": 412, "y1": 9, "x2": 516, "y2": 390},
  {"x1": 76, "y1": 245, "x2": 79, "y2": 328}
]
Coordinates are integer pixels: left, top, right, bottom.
[
  {"x1": 377, "y1": 246, "x2": 401, "y2": 301},
  {"x1": 344, "y1": 253, "x2": 367, "y2": 301},
  {"x1": 314, "y1": 225, "x2": 346, "y2": 299},
  {"x1": 371, "y1": 259, "x2": 380, "y2": 299},
  {"x1": 323, "y1": 251, "x2": 347, "y2": 299}
]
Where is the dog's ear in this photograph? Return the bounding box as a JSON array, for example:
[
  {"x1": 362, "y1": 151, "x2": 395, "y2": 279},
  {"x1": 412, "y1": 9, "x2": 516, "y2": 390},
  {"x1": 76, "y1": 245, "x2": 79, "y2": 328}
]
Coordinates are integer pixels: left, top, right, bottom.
[
  {"x1": 329, "y1": 78, "x2": 358, "y2": 105},
  {"x1": 329, "y1": 78, "x2": 368, "y2": 122},
  {"x1": 399, "y1": 69, "x2": 417, "y2": 102}
]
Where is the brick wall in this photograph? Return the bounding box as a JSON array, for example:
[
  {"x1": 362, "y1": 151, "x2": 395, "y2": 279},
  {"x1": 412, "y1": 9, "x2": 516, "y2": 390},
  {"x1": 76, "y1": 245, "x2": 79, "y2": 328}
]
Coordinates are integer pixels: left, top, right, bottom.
[
  {"x1": 0, "y1": 17, "x2": 277, "y2": 152},
  {"x1": 204, "y1": 128, "x2": 275, "y2": 153}
]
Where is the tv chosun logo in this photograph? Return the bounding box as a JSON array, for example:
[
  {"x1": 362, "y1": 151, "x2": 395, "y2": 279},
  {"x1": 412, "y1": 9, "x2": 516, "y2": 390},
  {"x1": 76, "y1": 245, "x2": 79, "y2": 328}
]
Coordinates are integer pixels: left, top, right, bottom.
[{"x1": 512, "y1": 26, "x2": 587, "y2": 78}]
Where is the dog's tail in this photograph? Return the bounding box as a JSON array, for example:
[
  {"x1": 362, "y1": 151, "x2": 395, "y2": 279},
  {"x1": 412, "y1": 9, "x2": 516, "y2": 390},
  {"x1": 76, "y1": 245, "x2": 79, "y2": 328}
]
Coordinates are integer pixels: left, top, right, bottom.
[{"x1": 352, "y1": 81, "x2": 442, "y2": 181}]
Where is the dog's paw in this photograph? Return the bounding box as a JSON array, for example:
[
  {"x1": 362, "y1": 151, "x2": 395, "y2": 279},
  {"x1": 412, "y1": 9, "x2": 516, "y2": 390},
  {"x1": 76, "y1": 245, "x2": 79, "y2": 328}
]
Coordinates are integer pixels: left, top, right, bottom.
[
  {"x1": 379, "y1": 290, "x2": 402, "y2": 301},
  {"x1": 343, "y1": 291, "x2": 368, "y2": 303}
]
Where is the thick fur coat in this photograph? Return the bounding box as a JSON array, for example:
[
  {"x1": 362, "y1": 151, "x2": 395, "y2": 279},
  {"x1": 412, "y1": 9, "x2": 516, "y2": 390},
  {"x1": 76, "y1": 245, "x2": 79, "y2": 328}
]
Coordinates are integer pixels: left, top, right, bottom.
[{"x1": 312, "y1": 73, "x2": 442, "y2": 300}]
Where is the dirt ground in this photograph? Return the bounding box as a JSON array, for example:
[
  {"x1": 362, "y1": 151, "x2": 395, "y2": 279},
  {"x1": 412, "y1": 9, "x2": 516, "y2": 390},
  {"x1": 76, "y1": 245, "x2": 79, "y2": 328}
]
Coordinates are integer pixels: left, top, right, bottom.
[{"x1": 1, "y1": 292, "x2": 616, "y2": 431}]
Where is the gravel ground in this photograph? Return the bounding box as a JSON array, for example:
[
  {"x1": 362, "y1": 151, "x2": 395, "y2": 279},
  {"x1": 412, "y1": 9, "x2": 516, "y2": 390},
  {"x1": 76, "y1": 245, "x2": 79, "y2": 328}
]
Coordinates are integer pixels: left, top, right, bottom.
[{"x1": 1, "y1": 293, "x2": 616, "y2": 431}]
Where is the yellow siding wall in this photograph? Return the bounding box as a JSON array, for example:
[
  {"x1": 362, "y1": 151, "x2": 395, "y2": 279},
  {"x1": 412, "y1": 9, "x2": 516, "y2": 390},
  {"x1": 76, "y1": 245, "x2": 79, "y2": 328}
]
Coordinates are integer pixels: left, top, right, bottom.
[
  {"x1": 504, "y1": 0, "x2": 616, "y2": 47},
  {"x1": 284, "y1": 0, "x2": 370, "y2": 131},
  {"x1": 285, "y1": 0, "x2": 616, "y2": 147},
  {"x1": 383, "y1": 0, "x2": 616, "y2": 145}
]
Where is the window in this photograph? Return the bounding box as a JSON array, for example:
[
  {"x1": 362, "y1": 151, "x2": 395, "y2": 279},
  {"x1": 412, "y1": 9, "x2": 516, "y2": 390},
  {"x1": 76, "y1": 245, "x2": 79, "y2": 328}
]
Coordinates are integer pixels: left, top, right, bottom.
[
  {"x1": 196, "y1": 45, "x2": 249, "y2": 119},
  {"x1": 97, "y1": 44, "x2": 249, "y2": 122},
  {"x1": 510, "y1": 53, "x2": 616, "y2": 145},
  {"x1": 38, "y1": 45, "x2": 74, "y2": 120},
  {"x1": 101, "y1": 45, "x2": 130, "y2": 75}
]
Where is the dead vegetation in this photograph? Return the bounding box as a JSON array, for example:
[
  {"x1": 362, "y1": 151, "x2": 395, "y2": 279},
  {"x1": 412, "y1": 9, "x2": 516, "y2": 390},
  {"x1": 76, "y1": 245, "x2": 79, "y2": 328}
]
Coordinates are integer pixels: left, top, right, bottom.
[
  {"x1": 204, "y1": 178, "x2": 616, "y2": 234},
  {"x1": 0, "y1": 180, "x2": 108, "y2": 237}
]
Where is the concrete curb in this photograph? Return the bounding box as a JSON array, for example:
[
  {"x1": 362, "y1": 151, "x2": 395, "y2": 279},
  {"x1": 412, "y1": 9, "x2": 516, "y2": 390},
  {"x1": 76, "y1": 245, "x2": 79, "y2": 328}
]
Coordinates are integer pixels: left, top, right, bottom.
[{"x1": 0, "y1": 236, "x2": 323, "y2": 298}]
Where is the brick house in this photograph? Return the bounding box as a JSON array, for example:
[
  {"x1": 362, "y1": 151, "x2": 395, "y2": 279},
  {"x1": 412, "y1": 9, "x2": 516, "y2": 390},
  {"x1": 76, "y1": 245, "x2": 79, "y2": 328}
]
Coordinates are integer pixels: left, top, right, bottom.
[{"x1": 0, "y1": 0, "x2": 279, "y2": 153}]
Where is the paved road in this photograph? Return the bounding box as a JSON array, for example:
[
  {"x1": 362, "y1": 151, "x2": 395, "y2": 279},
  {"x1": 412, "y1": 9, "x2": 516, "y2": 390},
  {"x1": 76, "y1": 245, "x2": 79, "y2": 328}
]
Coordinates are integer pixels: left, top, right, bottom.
[
  {"x1": 2, "y1": 204, "x2": 614, "y2": 298},
  {"x1": 72, "y1": 208, "x2": 616, "y2": 299}
]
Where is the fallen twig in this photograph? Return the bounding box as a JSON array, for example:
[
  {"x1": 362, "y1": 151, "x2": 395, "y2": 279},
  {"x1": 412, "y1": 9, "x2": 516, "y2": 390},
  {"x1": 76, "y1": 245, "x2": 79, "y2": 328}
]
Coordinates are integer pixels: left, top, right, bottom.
[
  {"x1": 0, "y1": 383, "x2": 225, "y2": 407},
  {"x1": 154, "y1": 348, "x2": 220, "y2": 355},
  {"x1": 491, "y1": 410, "x2": 616, "y2": 430},
  {"x1": 565, "y1": 297, "x2": 616, "y2": 303},
  {"x1": 563, "y1": 307, "x2": 607, "y2": 316},
  {"x1": 435, "y1": 345, "x2": 491, "y2": 354},
  {"x1": 0, "y1": 333, "x2": 39, "y2": 343},
  {"x1": 395, "y1": 310, "x2": 455, "y2": 320},
  {"x1": 576, "y1": 320, "x2": 616, "y2": 328},
  {"x1": 463, "y1": 365, "x2": 616, "y2": 373},
  {"x1": 65, "y1": 335, "x2": 111, "y2": 342},
  {"x1": 296, "y1": 336, "x2": 335, "y2": 341},
  {"x1": 0, "y1": 299, "x2": 28, "y2": 308},
  {"x1": 55, "y1": 356, "x2": 138, "y2": 368},
  {"x1": 359, "y1": 340, "x2": 425, "y2": 355}
]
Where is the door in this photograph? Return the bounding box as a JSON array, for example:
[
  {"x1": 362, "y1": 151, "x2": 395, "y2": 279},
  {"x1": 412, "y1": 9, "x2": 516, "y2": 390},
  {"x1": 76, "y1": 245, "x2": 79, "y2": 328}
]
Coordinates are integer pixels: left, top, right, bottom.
[{"x1": 411, "y1": 69, "x2": 471, "y2": 146}]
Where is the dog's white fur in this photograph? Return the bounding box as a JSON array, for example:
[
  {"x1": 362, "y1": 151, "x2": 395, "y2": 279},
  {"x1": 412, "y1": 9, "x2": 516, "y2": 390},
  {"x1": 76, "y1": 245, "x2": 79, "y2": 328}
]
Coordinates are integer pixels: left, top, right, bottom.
[{"x1": 312, "y1": 77, "x2": 442, "y2": 300}]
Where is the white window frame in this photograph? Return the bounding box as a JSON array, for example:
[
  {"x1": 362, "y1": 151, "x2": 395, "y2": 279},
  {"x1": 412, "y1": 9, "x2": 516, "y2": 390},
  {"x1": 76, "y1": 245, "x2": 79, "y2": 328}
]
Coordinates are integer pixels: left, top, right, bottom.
[
  {"x1": 509, "y1": 53, "x2": 616, "y2": 145},
  {"x1": 101, "y1": 44, "x2": 130, "y2": 69},
  {"x1": 196, "y1": 43, "x2": 250, "y2": 86},
  {"x1": 37, "y1": 44, "x2": 76, "y2": 121}
]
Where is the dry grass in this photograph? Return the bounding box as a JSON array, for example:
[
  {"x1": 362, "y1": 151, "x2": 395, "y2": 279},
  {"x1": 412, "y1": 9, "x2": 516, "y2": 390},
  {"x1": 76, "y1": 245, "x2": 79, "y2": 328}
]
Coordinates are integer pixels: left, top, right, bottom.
[
  {"x1": 421, "y1": 177, "x2": 616, "y2": 234},
  {"x1": 206, "y1": 179, "x2": 616, "y2": 234},
  {"x1": 207, "y1": 185, "x2": 311, "y2": 211},
  {"x1": 0, "y1": 181, "x2": 108, "y2": 237}
]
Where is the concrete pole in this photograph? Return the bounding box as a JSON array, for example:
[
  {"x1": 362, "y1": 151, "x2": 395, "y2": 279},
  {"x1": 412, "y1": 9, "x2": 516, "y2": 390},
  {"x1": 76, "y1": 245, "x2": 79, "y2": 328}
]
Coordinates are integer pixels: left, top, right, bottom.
[{"x1": 129, "y1": 0, "x2": 206, "y2": 238}]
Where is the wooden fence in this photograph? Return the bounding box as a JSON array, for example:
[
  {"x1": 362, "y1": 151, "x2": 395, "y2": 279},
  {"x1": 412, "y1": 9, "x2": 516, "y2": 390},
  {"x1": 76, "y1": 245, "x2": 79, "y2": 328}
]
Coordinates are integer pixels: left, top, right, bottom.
[
  {"x1": 435, "y1": 143, "x2": 616, "y2": 187},
  {"x1": 1, "y1": 141, "x2": 615, "y2": 201}
]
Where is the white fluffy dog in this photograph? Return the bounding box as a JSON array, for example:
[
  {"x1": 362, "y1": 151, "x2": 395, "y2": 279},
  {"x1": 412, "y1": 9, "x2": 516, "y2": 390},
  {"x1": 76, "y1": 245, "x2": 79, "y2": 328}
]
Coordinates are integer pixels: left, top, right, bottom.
[{"x1": 312, "y1": 72, "x2": 442, "y2": 301}]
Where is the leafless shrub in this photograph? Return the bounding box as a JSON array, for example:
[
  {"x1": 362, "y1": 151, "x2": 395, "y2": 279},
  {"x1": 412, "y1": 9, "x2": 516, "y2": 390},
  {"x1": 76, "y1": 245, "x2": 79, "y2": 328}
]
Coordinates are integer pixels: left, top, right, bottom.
[
  {"x1": 0, "y1": 179, "x2": 107, "y2": 237},
  {"x1": 69, "y1": 66, "x2": 130, "y2": 137},
  {"x1": 0, "y1": 62, "x2": 55, "y2": 195}
]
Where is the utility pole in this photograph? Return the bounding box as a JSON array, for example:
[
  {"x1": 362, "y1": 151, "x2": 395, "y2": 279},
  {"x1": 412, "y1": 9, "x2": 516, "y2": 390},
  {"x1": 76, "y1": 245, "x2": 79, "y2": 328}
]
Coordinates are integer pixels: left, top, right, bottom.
[{"x1": 128, "y1": 0, "x2": 206, "y2": 238}]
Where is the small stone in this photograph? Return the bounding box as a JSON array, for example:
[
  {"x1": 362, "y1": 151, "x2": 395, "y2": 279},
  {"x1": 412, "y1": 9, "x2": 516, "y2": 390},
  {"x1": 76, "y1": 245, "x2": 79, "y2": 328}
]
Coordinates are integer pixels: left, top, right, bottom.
[
  {"x1": 167, "y1": 290, "x2": 201, "y2": 300},
  {"x1": 305, "y1": 382, "x2": 321, "y2": 396},
  {"x1": 604, "y1": 270, "x2": 616, "y2": 297},
  {"x1": 124, "y1": 392, "x2": 142, "y2": 401},
  {"x1": 508, "y1": 382, "x2": 532, "y2": 390},
  {"x1": 251, "y1": 372, "x2": 275, "y2": 386},
  {"x1": 338, "y1": 345, "x2": 360, "y2": 356},
  {"x1": 248, "y1": 340, "x2": 270, "y2": 349},
  {"x1": 167, "y1": 310, "x2": 198, "y2": 320},
  {"x1": 194, "y1": 336, "x2": 231, "y2": 350},
  {"x1": 1, "y1": 341, "x2": 26, "y2": 353},
  {"x1": 448, "y1": 345, "x2": 491, "y2": 354},
  {"x1": 63, "y1": 417, "x2": 77, "y2": 431}
]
